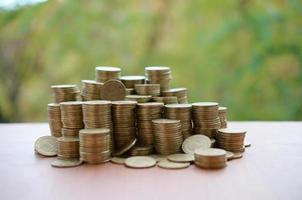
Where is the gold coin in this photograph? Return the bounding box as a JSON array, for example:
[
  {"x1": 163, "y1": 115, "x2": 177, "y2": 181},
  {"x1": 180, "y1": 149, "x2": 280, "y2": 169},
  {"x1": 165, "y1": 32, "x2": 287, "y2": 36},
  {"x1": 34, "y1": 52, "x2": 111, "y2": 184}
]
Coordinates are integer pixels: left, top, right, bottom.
[
  {"x1": 157, "y1": 159, "x2": 190, "y2": 169},
  {"x1": 35, "y1": 136, "x2": 58, "y2": 156},
  {"x1": 111, "y1": 157, "x2": 127, "y2": 165},
  {"x1": 167, "y1": 153, "x2": 194, "y2": 163},
  {"x1": 182, "y1": 135, "x2": 211, "y2": 154},
  {"x1": 51, "y1": 159, "x2": 83, "y2": 168},
  {"x1": 125, "y1": 156, "x2": 156, "y2": 169},
  {"x1": 101, "y1": 80, "x2": 126, "y2": 101},
  {"x1": 194, "y1": 148, "x2": 226, "y2": 157}
]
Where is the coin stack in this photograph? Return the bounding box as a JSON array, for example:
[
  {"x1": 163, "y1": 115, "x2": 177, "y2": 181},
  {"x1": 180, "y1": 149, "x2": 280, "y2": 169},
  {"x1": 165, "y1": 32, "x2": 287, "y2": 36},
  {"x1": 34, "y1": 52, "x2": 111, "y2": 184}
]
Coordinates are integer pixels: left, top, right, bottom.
[
  {"x1": 192, "y1": 102, "x2": 221, "y2": 138},
  {"x1": 216, "y1": 129, "x2": 246, "y2": 153},
  {"x1": 47, "y1": 103, "x2": 62, "y2": 137},
  {"x1": 135, "y1": 84, "x2": 160, "y2": 97},
  {"x1": 125, "y1": 95, "x2": 152, "y2": 103},
  {"x1": 79, "y1": 128, "x2": 111, "y2": 164},
  {"x1": 60, "y1": 101, "x2": 84, "y2": 129},
  {"x1": 62, "y1": 128, "x2": 81, "y2": 137},
  {"x1": 111, "y1": 101, "x2": 137, "y2": 154},
  {"x1": 80, "y1": 80, "x2": 103, "y2": 101},
  {"x1": 57, "y1": 137, "x2": 80, "y2": 160},
  {"x1": 194, "y1": 148, "x2": 227, "y2": 169},
  {"x1": 152, "y1": 96, "x2": 178, "y2": 104},
  {"x1": 120, "y1": 75, "x2": 145, "y2": 88},
  {"x1": 95, "y1": 66, "x2": 121, "y2": 83},
  {"x1": 137, "y1": 103, "x2": 164, "y2": 146},
  {"x1": 51, "y1": 85, "x2": 79, "y2": 103},
  {"x1": 126, "y1": 88, "x2": 135, "y2": 95},
  {"x1": 219, "y1": 106, "x2": 228, "y2": 128},
  {"x1": 165, "y1": 104, "x2": 193, "y2": 139},
  {"x1": 145, "y1": 66, "x2": 171, "y2": 91},
  {"x1": 162, "y1": 88, "x2": 188, "y2": 103},
  {"x1": 152, "y1": 119, "x2": 183, "y2": 155}
]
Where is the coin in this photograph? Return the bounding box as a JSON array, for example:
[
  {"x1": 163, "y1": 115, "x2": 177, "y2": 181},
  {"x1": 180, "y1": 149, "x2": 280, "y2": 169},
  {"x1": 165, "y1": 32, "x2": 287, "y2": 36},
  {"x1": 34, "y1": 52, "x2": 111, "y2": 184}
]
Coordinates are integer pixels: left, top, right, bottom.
[
  {"x1": 145, "y1": 66, "x2": 171, "y2": 91},
  {"x1": 51, "y1": 159, "x2": 83, "y2": 168},
  {"x1": 111, "y1": 157, "x2": 126, "y2": 165},
  {"x1": 157, "y1": 159, "x2": 190, "y2": 169},
  {"x1": 194, "y1": 148, "x2": 227, "y2": 169},
  {"x1": 149, "y1": 154, "x2": 167, "y2": 162},
  {"x1": 101, "y1": 80, "x2": 126, "y2": 101},
  {"x1": 125, "y1": 156, "x2": 156, "y2": 169},
  {"x1": 167, "y1": 153, "x2": 194, "y2": 163},
  {"x1": 51, "y1": 85, "x2": 79, "y2": 103},
  {"x1": 35, "y1": 136, "x2": 58, "y2": 156},
  {"x1": 113, "y1": 138, "x2": 137, "y2": 156},
  {"x1": 231, "y1": 152, "x2": 243, "y2": 160},
  {"x1": 125, "y1": 95, "x2": 152, "y2": 103},
  {"x1": 182, "y1": 135, "x2": 211, "y2": 154},
  {"x1": 226, "y1": 151, "x2": 234, "y2": 160},
  {"x1": 95, "y1": 66, "x2": 121, "y2": 83}
]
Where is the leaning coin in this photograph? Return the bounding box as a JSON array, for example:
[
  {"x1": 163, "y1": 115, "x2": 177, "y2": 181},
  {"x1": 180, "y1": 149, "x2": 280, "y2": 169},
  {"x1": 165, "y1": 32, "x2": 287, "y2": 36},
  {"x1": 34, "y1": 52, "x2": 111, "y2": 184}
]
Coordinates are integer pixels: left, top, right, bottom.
[
  {"x1": 125, "y1": 156, "x2": 156, "y2": 169},
  {"x1": 182, "y1": 135, "x2": 211, "y2": 154},
  {"x1": 35, "y1": 136, "x2": 58, "y2": 156},
  {"x1": 158, "y1": 159, "x2": 190, "y2": 169},
  {"x1": 51, "y1": 159, "x2": 83, "y2": 168},
  {"x1": 167, "y1": 154, "x2": 194, "y2": 163},
  {"x1": 111, "y1": 157, "x2": 127, "y2": 165}
]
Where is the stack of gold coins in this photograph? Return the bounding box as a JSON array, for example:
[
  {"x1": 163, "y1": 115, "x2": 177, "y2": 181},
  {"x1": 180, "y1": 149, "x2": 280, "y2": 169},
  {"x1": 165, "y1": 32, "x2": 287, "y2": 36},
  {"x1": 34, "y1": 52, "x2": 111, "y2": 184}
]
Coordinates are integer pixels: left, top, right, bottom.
[
  {"x1": 60, "y1": 101, "x2": 84, "y2": 129},
  {"x1": 194, "y1": 148, "x2": 227, "y2": 169},
  {"x1": 47, "y1": 103, "x2": 62, "y2": 137},
  {"x1": 79, "y1": 128, "x2": 111, "y2": 164},
  {"x1": 134, "y1": 84, "x2": 160, "y2": 97},
  {"x1": 145, "y1": 66, "x2": 171, "y2": 91},
  {"x1": 120, "y1": 75, "x2": 145, "y2": 88},
  {"x1": 126, "y1": 88, "x2": 135, "y2": 95},
  {"x1": 80, "y1": 80, "x2": 103, "y2": 101},
  {"x1": 152, "y1": 119, "x2": 183, "y2": 155},
  {"x1": 137, "y1": 103, "x2": 164, "y2": 146},
  {"x1": 165, "y1": 104, "x2": 192, "y2": 139},
  {"x1": 216, "y1": 129, "x2": 246, "y2": 153},
  {"x1": 192, "y1": 102, "x2": 220, "y2": 138},
  {"x1": 125, "y1": 95, "x2": 152, "y2": 103},
  {"x1": 127, "y1": 145, "x2": 154, "y2": 156},
  {"x1": 51, "y1": 85, "x2": 79, "y2": 103},
  {"x1": 95, "y1": 66, "x2": 121, "y2": 83},
  {"x1": 219, "y1": 106, "x2": 228, "y2": 128},
  {"x1": 161, "y1": 88, "x2": 188, "y2": 103},
  {"x1": 62, "y1": 128, "x2": 81, "y2": 137},
  {"x1": 112, "y1": 101, "x2": 137, "y2": 154},
  {"x1": 152, "y1": 96, "x2": 178, "y2": 104},
  {"x1": 57, "y1": 137, "x2": 80, "y2": 160}
]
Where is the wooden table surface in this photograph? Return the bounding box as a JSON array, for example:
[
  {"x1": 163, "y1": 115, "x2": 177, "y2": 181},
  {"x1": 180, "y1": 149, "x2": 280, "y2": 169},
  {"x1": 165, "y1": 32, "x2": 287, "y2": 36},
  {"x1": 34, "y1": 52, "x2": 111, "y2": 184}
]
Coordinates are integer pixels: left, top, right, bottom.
[{"x1": 0, "y1": 122, "x2": 301, "y2": 200}]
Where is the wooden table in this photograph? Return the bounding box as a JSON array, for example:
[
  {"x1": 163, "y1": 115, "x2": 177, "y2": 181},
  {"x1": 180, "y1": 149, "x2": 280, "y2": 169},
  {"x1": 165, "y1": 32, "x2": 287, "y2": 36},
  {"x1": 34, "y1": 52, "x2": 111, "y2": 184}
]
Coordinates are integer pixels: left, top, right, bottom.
[{"x1": 0, "y1": 122, "x2": 301, "y2": 200}]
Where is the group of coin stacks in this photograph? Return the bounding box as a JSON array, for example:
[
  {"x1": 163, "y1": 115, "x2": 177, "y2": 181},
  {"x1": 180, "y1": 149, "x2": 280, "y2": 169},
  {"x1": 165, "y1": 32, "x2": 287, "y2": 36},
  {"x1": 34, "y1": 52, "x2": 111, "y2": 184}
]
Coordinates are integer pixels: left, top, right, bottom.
[{"x1": 35, "y1": 66, "x2": 250, "y2": 169}]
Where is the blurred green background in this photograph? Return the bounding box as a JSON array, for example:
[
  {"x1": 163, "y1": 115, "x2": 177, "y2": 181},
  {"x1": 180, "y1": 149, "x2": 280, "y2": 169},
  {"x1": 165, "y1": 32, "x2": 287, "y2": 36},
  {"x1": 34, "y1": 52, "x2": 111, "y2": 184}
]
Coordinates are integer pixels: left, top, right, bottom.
[{"x1": 0, "y1": 0, "x2": 301, "y2": 122}]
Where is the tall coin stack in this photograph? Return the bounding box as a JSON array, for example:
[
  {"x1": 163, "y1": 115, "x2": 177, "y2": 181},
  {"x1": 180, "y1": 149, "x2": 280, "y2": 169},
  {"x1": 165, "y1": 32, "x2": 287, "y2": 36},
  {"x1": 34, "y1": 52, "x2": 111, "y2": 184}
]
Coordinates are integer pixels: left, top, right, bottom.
[
  {"x1": 192, "y1": 102, "x2": 221, "y2": 138},
  {"x1": 135, "y1": 84, "x2": 160, "y2": 97},
  {"x1": 57, "y1": 137, "x2": 80, "y2": 160},
  {"x1": 79, "y1": 128, "x2": 111, "y2": 164},
  {"x1": 137, "y1": 102, "x2": 164, "y2": 147},
  {"x1": 47, "y1": 103, "x2": 62, "y2": 137},
  {"x1": 111, "y1": 101, "x2": 137, "y2": 154},
  {"x1": 216, "y1": 129, "x2": 246, "y2": 153},
  {"x1": 120, "y1": 75, "x2": 145, "y2": 89},
  {"x1": 219, "y1": 106, "x2": 228, "y2": 128},
  {"x1": 165, "y1": 104, "x2": 193, "y2": 139},
  {"x1": 152, "y1": 119, "x2": 183, "y2": 155},
  {"x1": 95, "y1": 66, "x2": 121, "y2": 83},
  {"x1": 145, "y1": 66, "x2": 171, "y2": 92},
  {"x1": 162, "y1": 88, "x2": 188, "y2": 103},
  {"x1": 82, "y1": 100, "x2": 113, "y2": 151},
  {"x1": 194, "y1": 148, "x2": 227, "y2": 169},
  {"x1": 51, "y1": 85, "x2": 79, "y2": 103},
  {"x1": 80, "y1": 80, "x2": 103, "y2": 101},
  {"x1": 60, "y1": 101, "x2": 84, "y2": 129}
]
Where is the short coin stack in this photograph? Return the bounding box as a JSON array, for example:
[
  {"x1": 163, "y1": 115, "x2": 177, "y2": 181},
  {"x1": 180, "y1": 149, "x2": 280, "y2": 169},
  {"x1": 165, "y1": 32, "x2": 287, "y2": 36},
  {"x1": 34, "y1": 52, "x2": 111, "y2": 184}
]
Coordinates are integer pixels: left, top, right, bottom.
[
  {"x1": 162, "y1": 88, "x2": 188, "y2": 103},
  {"x1": 145, "y1": 66, "x2": 171, "y2": 91},
  {"x1": 152, "y1": 119, "x2": 183, "y2": 155},
  {"x1": 60, "y1": 101, "x2": 84, "y2": 129},
  {"x1": 137, "y1": 103, "x2": 164, "y2": 146},
  {"x1": 216, "y1": 129, "x2": 246, "y2": 153},
  {"x1": 135, "y1": 84, "x2": 160, "y2": 97},
  {"x1": 80, "y1": 80, "x2": 103, "y2": 101},
  {"x1": 120, "y1": 75, "x2": 145, "y2": 88},
  {"x1": 152, "y1": 96, "x2": 178, "y2": 105},
  {"x1": 51, "y1": 85, "x2": 79, "y2": 103},
  {"x1": 165, "y1": 104, "x2": 193, "y2": 139},
  {"x1": 219, "y1": 106, "x2": 228, "y2": 128},
  {"x1": 57, "y1": 137, "x2": 80, "y2": 160},
  {"x1": 47, "y1": 103, "x2": 62, "y2": 137},
  {"x1": 95, "y1": 66, "x2": 121, "y2": 83},
  {"x1": 194, "y1": 148, "x2": 227, "y2": 169},
  {"x1": 192, "y1": 102, "x2": 221, "y2": 138},
  {"x1": 62, "y1": 128, "x2": 81, "y2": 137},
  {"x1": 79, "y1": 128, "x2": 111, "y2": 164}
]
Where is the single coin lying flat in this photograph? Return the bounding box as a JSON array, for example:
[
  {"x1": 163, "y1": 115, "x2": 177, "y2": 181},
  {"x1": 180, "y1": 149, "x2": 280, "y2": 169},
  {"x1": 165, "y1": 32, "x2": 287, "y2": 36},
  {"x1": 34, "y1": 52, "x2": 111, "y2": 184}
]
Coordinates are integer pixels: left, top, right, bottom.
[
  {"x1": 167, "y1": 153, "x2": 194, "y2": 163},
  {"x1": 51, "y1": 159, "x2": 83, "y2": 168},
  {"x1": 158, "y1": 159, "x2": 190, "y2": 169},
  {"x1": 125, "y1": 156, "x2": 156, "y2": 169},
  {"x1": 111, "y1": 157, "x2": 126, "y2": 165}
]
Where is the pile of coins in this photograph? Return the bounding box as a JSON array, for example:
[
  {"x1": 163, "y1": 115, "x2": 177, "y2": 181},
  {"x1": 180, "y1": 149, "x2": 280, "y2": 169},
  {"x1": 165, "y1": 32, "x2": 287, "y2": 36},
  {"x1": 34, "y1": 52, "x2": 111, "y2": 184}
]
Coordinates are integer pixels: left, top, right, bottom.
[
  {"x1": 79, "y1": 128, "x2": 111, "y2": 164},
  {"x1": 192, "y1": 102, "x2": 221, "y2": 138},
  {"x1": 135, "y1": 84, "x2": 160, "y2": 97},
  {"x1": 137, "y1": 103, "x2": 164, "y2": 146},
  {"x1": 162, "y1": 88, "x2": 188, "y2": 104},
  {"x1": 95, "y1": 66, "x2": 121, "y2": 83},
  {"x1": 194, "y1": 148, "x2": 227, "y2": 169},
  {"x1": 60, "y1": 101, "x2": 84, "y2": 129},
  {"x1": 51, "y1": 85, "x2": 79, "y2": 103},
  {"x1": 80, "y1": 80, "x2": 103, "y2": 101},
  {"x1": 219, "y1": 106, "x2": 228, "y2": 128},
  {"x1": 165, "y1": 104, "x2": 192, "y2": 139},
  {"x1": 112, "y1": 101, "x2": 137, "y2": 155},
  {"x1": 216, "y1": 129, "x2": 246, "y2": 153},
  {"x1": 145, "y1": 66, "x2": 171, "y2": 91},
  {"x1": 57, "y1": 137, "x2": 80, "y2": 160},
  {"x1": 47, "y1": 103, "x2": 62, "y2": 137},
  {"x1": 152, "y1": 119, "x2": 183, "y2": 155},
  {"x1": 120, "y1": 75, "x2": 145, "y2": 88},
  {"x1": 152, "y1": 96, "x2": 178, "y2": 104}
]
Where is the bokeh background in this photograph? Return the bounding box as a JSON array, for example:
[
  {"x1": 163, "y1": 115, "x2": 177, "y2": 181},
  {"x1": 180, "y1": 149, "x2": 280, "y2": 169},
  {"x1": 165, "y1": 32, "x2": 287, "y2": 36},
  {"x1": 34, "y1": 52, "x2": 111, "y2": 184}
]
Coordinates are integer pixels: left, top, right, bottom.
[{"x1": 0, "y1": 0, "x2": 301, "y2": 122}]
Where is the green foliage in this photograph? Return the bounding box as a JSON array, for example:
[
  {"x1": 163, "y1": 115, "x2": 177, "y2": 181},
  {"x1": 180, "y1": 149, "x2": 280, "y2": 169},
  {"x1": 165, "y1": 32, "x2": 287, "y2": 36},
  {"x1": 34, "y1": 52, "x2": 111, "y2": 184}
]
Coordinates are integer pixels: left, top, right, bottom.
[{"x1": 0, "y1": 0, "x2": 301, "y2": 122}]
